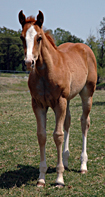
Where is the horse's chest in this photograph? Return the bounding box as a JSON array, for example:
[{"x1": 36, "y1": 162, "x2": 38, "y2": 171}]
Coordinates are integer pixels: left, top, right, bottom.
[
  {"x1": 29, "y1": 76, "x2": 60, "y2": 108},
  {"x1": 37, "y1": 80, "x2": 52, "y2": 100}
]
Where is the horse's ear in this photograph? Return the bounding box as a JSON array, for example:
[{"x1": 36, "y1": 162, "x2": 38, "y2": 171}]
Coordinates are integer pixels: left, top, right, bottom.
[
  {"x1": 36, "y1": 10, "x2": 44, "y2": 28},
  {"x1": 18, "y1": 10, "x2": 26, "y2": 28}
]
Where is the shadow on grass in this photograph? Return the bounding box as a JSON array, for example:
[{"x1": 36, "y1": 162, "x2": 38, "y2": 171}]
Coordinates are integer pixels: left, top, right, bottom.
[
  {"x1": 0, "y1": 165, "x2": 80, "y2": 189},
  {"x1": 0, "y1": 164, "x2": 39, "y2": 189},
  {"x1": 0, "y1": 165, "x2": 57, "y2": 189},
  {"x1": 92, "y1": 101, "x2": 105, "y2": 106},
  {"x1": 47, "y1": 166, "x2": 56, "y2": 174},
  {"x1": 64, "y1": 167, "x2": 80, "y2": 173},
  {"x1": 70, "y1": 169, "x2": 81, "y2": 173},
  {"x1": 72, "y1": 101, "x2": 105, "y2": 107}
]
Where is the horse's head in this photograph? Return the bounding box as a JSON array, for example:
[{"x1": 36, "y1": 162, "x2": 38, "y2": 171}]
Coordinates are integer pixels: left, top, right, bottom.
[{"x1": 18, "y1": 10, "x2": 44, "y2": 70}]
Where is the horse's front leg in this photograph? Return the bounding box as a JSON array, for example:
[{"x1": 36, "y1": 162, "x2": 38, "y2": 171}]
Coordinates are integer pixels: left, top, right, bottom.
[
  {"x1": 32, "y1": 98, "x2": 47, "y2": 187},
  {"x1": 53, "y1": 97, "x2": 67, "y2": 187}
]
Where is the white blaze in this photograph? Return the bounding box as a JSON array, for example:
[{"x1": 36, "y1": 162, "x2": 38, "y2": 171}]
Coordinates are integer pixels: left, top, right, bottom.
[{"x1": 26, "y1": 25, "x2": 37, "y2": 60}]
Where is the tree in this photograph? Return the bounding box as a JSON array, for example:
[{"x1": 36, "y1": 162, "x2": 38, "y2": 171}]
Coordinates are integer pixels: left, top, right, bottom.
[
  {"x1": 9, "y1": 45, "x2": 20, "y2": 70},
  {"x1": 0, "y1": 27, "x2": 24, "y2": 71},
  {"x1": 99, "y1": 17, "x2": 105, "y2": 68},
  {"x1": 66, "y1": 34, "x2": 84, "y2": 43},
  {"x1": 54, "y1": 28, "x2": 71, "y2": 45},
  {"x1": 54, "y1": 28, "x2": 84, "y2": 46},
  {"x1": 86, "y1": 34, "x2": 99, "y2": 60}
]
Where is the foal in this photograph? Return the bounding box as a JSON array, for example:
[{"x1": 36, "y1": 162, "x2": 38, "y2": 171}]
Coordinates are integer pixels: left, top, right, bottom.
[{"x1": 19, "y1": 10, "x2": 97, "y2": 187}]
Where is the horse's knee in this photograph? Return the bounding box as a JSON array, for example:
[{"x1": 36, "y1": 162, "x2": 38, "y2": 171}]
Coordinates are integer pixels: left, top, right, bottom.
[
  {"x1": 81, "y1": 115, "x2": 90, "y2": 134},
  {"x1": 81, "y1": 115, "x2": 90, "y2": 126},
  {"x1": 37, "y1": 130, "x2": 46, "y2": 145},
  {"x1": 53, "y1": 131, "x2": 64, "y2": 146}
]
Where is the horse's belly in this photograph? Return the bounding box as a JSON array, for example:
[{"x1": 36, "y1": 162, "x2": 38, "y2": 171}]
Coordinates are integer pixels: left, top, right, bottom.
[
  {"x1": 69, "y1": 72, "x2": 87, "y2": 100},
  {"x1": 69, "y1": 84, "x2": 84, "y2": 99}
]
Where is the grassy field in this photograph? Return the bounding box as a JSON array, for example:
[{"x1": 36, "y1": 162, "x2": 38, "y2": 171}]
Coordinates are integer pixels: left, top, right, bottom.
[{"x1": 0, "y1": 73, "x2": 105, "y2": 196}]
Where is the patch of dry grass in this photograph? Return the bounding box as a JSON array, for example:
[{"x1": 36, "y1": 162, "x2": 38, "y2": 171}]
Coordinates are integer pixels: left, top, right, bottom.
[{"x1": 0, "y1": 74, "x2": 29, "y2": 92}]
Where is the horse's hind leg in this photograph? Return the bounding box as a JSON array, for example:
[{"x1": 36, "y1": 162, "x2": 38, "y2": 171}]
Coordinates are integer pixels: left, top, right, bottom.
[
  {"x1": 63, "y1": 100, "x2": 71, "y2": 169},
  {"x1": 79, "y1": 85, "x2": 94, "y2": 173}
]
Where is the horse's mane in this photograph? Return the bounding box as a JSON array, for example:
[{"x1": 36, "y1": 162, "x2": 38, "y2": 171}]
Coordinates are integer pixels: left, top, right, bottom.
[
  {"x1": 26, "y1": 16, "x2": 36, "y2": 23},
  {"x1": 45, "y1": 31, "x2": 57, "y2": 49}
]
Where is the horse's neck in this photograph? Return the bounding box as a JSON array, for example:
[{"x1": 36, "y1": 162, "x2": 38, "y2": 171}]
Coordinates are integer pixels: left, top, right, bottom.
[{"x1": 37, "y1": 34, "x2": 58, "y2": 74}]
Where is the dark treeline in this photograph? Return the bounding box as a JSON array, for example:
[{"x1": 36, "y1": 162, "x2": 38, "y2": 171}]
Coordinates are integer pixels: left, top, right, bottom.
[
  {"x1": 0, "y1": 26, "x2": 83, "y2": 72},
  {"x1": 0, "y1": 17, "x2": 105, "y2": 82},
  {"x1": 0, "y1": 27, "x2": 24, "y2": 71}
]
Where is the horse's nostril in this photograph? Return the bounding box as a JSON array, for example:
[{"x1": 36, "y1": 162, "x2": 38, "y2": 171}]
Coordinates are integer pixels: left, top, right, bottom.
[{"x1": 32, "y1": 60, "x2": 34, "y2": 65}]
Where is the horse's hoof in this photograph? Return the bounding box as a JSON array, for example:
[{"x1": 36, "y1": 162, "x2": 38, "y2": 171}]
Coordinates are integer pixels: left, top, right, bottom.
[
  {"x1": 55, "y1": 183, "x2": 65, "y2": 188},
  {"x1": 80, "y1": 170, "x2": 87, "y2": 174},
  {"x1": 37, "y1": 181, "x2": 45, "y2": 187}
]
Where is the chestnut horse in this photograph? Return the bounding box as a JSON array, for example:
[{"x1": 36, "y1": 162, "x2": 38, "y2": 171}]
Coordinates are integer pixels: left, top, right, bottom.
[{"x1": 19, "y1": 10, "x2": 97, "y2": 187}]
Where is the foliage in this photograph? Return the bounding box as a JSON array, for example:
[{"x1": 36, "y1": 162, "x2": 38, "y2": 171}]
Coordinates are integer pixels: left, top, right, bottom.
[
  {"x1": 54, "y1": 28, "x2": 84, "y2": 46},
  {"x1": 0, "y1": 27, "x2": 24, "y2": 71},
  {"x1": 86, "y1": 17, "x2": 105, "y2": 82},
  {"x1": 98, "y1": 17, "x2": 105, "y2": 71},
  {"x1": 86, "y1": 34, "x2": 99, "y2": 59},
  {"x1": 0, "y1": 74, "x2": 105, "y2": 196}
]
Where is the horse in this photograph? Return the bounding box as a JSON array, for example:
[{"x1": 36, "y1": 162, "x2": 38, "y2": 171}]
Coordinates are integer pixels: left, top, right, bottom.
[{"x1": 18, "y1": 10, "x2": 97, "y2": 187}]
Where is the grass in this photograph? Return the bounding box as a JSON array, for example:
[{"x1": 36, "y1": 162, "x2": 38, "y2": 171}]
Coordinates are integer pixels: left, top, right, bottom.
[
  {"x1": 0, "y1": 73, "x2": 105, "y2": 196},
  {"x1": 96, "y1": 82, "x2": 105, "y2": 90}
]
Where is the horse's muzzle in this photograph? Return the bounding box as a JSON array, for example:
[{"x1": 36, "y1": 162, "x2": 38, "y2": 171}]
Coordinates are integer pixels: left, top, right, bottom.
[{"x1": 25, "y1": 59, "x2": 35, "y2": 70}]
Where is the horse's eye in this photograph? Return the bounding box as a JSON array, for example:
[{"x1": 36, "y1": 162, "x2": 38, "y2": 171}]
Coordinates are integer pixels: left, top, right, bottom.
[
  {"x1": 20, "y1": 35, "x2": 25, "y2": 41},
  {"x1": 37, "y1": 36, "x2": 42, "y2": 43}
]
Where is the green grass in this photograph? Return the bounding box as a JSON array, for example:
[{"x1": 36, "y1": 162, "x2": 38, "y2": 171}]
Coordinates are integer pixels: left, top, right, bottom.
[
  {"x1": 96, "y1": 82, "x2": 105, "y2": 90},
  {"x1": 0, "y1": 74, "x2": 105, "y2": 196}
]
